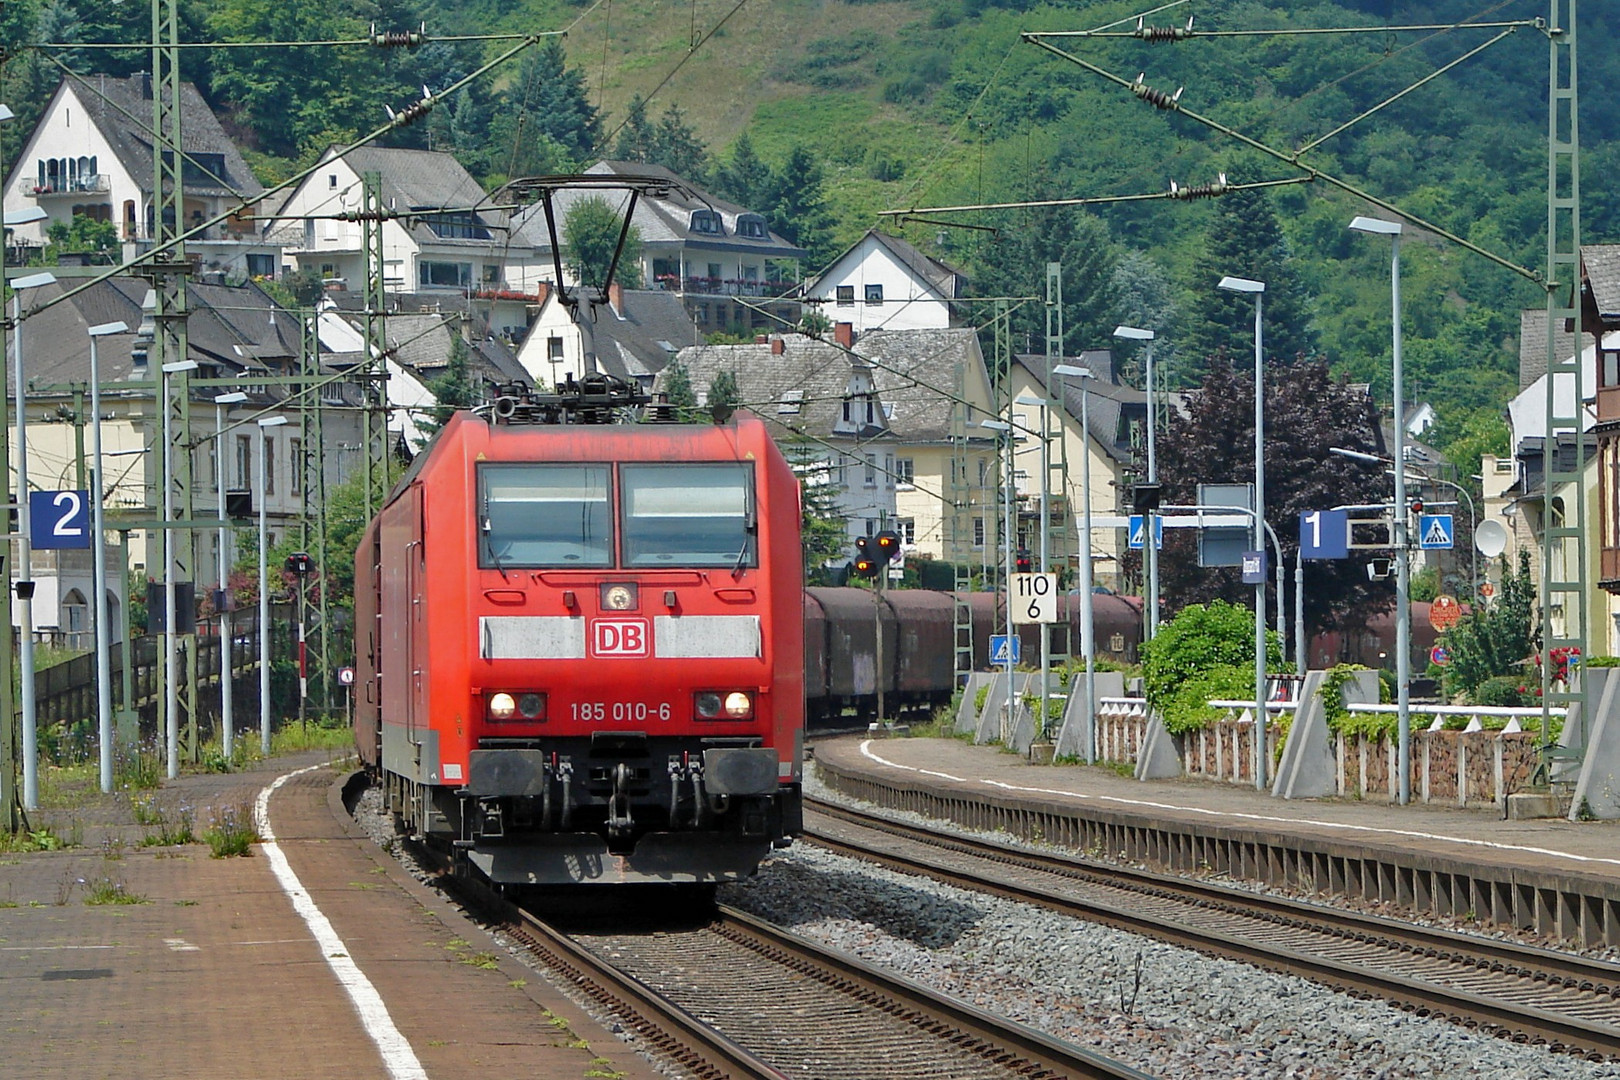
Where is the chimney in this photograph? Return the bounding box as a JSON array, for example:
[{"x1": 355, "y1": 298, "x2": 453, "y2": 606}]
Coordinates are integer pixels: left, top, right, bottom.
[
  {"x1": 607, "y1": 280, "x2": 624, "y2": 317},
  {"x1": 770, "y1": 337, "x2": 784, "y2": 356},
  {"x1": 533, "y1": 281, "x2": 549, "y2": 307},
  {"x1": 754, "y1": 335, "x2": 768, "y2": 345},
  {"x1": 834, "y1": 322, "x2": 854, "y2": 349},
  {"x1": 139, "y1": 72, "x2": 152, "y2": 99}
]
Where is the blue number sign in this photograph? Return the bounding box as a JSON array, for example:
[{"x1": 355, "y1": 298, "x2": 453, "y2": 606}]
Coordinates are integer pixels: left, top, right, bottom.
[
  {"x1": 31, "y1": 490, "x2": 90, "y2": 550},
  {"x1": 1299, "y1": 510, "x2": 1349, "y2": 559}
]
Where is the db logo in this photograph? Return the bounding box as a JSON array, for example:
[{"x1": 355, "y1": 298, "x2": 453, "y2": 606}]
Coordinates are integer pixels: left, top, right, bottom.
[{"x1": 591, "y1": 618, "x2": 649, "y2": 658}]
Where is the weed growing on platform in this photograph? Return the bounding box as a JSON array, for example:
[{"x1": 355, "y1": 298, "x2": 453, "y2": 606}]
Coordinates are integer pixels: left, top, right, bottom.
[
  {"x1": 202, "y1": 805, "x2": 258, "y2": 858},
  {"x1": 116, "y1": 745, "x2": 165, "y2": 791},
  {"x1": 137, "y1": 801, "x2": 197, "y2": 847},
  {"x1": 82, "y1": 874, "x2": 148, "y2": 906},
  {"x1": 0, "y1": 826, "x2": 71, "y2": 853},
  {"x1": 463, "y1": 951, "x2": 501, "y2": 970}
]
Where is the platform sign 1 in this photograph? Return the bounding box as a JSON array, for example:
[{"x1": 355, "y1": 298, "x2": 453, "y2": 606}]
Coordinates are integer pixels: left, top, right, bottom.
[
  {"x1": 989, "y1": 634, "x2": 1021, "y2": 665},
  {"x1": 1299, "y1": 509, "x2": 1349, "y2": 559},
  {"x1": 1419, "y1": 514, "x2": 1454, "y2": 549},
  {"x1": 1011, "y1": 572, "x2": 1058, "y2": 624},
  {"x1": 1127, "y1": 515, "x2": 1164, "y2": 550},
  {"x1": 31, "y1": 490, "x2": 90, "y2": 550}
]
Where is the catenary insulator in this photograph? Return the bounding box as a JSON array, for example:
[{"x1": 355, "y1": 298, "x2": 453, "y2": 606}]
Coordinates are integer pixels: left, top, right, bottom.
[
  {"x1": 1130, "y1": 77, "x2": 1184, "y2": 111},
  {"x1": 370, "y1": 24, "x2": 425, "y2": 48}
]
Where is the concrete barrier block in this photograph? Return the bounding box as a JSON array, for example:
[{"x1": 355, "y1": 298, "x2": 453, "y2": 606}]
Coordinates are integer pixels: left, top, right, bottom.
[
  {"x1": 956, "y1": 672, "x2": 992, "y2": 734},
  {"x1": 1135, "y1": 712, "x2": 1182, "y2": 780}
]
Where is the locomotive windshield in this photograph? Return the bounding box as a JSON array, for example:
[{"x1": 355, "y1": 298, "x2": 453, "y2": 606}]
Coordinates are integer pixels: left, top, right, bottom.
[
  {"x1": 479, "y1": 464, "x2": 612, "y2": 567},
  {"x1": 620, "y1": 463, "x2": 755, "y2": 568}
]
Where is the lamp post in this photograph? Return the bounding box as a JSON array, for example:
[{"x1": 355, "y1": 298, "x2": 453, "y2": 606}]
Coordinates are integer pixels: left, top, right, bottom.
[
  {"x1": 0, "y1": 112, "x2": 45, "y2": 827},
  {"x1": 12, "y1": 269, "x2": 56, "y2": 810},
  {"x1": 1054, "y1": 364, "x2": 1096, "y2": 762},
  {"x1": 1114, "y1": 326, "x2": 1159, "y2": 639},
  {"x1": 1217, "y1": 275, "x2": 1268, "y2": 791},
  {"x1": 1349, "y1": 214, "x2": 1411, "y2": 804},
  {"x1": 214, "y1": 392, "x2": 247, "y2": 762},
  {"x1": 88, "y1": 321, "x2": 127, "y2": 793},
  {"x1": 979, "y1": 418, "x2": 1016, "y2": 745},
  {"x1": 257, "y1": 415, "x2": 287, "y2": 754}
]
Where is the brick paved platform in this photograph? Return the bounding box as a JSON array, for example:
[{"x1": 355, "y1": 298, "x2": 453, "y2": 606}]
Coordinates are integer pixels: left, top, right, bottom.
[
  {"x1": 0, "y1": 753, "x2": 662, "y2": 1080},
  {"x1": 812, "y1": 734, "x2": 1620, "y2": 946}
]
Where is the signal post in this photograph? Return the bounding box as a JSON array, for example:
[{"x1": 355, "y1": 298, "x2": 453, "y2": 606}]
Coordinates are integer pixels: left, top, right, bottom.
[{"x1": 854, "y1": 531, "x2": 902, "y2": 724}]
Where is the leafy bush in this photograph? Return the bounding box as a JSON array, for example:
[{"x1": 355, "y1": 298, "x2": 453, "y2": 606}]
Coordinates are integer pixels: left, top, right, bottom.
[
  {"x1": 1441, "y1": 549, "x2": 1537, "y2": 699},
  {"x1": 1470, "y1": 674, "x2": 1534, "y2": 708},
  {"x1": 1141, "y1": 600, "x2": 1284, "y2": 715},
  {"x1": 1160, "y1": 663, "x2": 1255, "y2": 735},
  {"x1": 1319, "y1": 664, "x2": 1379, "y2": 735},
  {"x1": 1584, "y1": 655, "x2": 1620, "y2": 668}
]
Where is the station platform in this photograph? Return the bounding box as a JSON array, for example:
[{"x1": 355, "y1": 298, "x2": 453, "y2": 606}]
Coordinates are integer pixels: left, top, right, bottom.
[
  {"x1": 809, "y1": 734, "x2": 1620, "y2": 946},
  {"x1": 0, "y1": 752, "x2": 662, "y2": 1080}
]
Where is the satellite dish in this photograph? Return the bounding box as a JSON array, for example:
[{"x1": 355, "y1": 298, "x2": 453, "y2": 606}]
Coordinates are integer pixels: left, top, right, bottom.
[{"x1": 1475, "y1": 519, "x2": 1508, "y2": 558}]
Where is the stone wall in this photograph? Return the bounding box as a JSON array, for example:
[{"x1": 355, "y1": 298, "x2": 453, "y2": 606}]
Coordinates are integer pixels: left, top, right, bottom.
[{"x1": 1336, "y1": 729, "x2": 1541, "y2": 805}]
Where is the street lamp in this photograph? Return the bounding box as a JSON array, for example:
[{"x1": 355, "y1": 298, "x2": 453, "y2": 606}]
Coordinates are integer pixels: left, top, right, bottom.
[
  {"x1": 1053, "y1": 364, "x2": 1096, "y2": 762},
  {"x1": 1114, "y1": 326, "x2": 1159, "y2": 640},
  {"x1": 1349, "y1": 214, "x2": 1411, "y2": 804},
  {"x1": 0, "y1": 196, "x2": 46, "y2": 829},
  {"x1": 12, "y1": 269, "x2": 56, "y2": 810},
  {"x1": 214, "y1": 392, "x2": 247, "y2": 763},
  {"x1": 88, "y1": 320, "x2": 128, "y2": 794},
  {"x1": 258, "y1": 415, "x2": 288, "y2": 754},
  {"x1": 1217, "y1": 274, "x2": 1268, "y2": 792},
  {"x1": 160, "y1": 358, "x2": 197, "y2": 779}
]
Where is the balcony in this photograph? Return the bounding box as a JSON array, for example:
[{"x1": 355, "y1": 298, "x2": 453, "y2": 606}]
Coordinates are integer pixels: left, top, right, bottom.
[
  {"x1": 656, "y1": 275, "x2": 799, "y2": 299},
  {"x1": 22, "y1": 174, "x2": 110, "y2": 198}
]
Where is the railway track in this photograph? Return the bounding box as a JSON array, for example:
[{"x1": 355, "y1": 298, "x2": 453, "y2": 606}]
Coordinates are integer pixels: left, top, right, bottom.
[
  {"x1": 430, "y1": 853, "x2": 1149, "y2": 1078},
  {"x1": 803, "y1": 795, "x2": 1620, "y2": 1062}
]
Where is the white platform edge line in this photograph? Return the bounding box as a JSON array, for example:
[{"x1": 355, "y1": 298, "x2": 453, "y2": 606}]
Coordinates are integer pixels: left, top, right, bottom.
[
  {"x1": 255, "y1": 764, "x2": 430, "y2": 1080},
  {"x1": 857, "y1": 741, "x2": 1620, "y2": 870}
]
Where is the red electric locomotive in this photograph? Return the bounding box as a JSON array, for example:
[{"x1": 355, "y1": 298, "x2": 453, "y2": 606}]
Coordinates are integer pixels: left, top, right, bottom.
[{"x1": 354, "y1": 382, "x2": 804, "y2": 885}]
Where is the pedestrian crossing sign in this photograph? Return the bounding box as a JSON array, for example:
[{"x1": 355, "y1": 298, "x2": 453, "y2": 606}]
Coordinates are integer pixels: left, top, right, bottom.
[
  {"x1": 1418, "y1": 514, "x2": 1454, "y2": 549},
  {"x1": 1127, "y1": 515, "x2": 1163, "y2": 550}
]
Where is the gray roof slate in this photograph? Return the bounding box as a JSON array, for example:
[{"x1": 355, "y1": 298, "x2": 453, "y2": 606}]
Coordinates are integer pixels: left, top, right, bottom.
[
  {"x1": 1582, "y1": 245, "x2": 1620, "y2": 322},
  {"x1": 1520, "y1": 308, "x2": 1578, "y2": 391}
]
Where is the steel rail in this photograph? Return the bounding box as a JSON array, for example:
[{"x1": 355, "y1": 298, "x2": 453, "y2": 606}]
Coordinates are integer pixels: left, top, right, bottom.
[
  {"x1": 713, "y1": 905, "x2": 1155, "y2": 1080},
  {"x1": 805, "y1": 797, "x2": 1620, "y2": 1061}
]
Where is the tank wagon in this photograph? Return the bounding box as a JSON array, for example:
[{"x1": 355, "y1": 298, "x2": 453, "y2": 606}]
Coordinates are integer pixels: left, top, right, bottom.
[{"x1": 354, "y1": 390, "x2": 804, "y2": 885}]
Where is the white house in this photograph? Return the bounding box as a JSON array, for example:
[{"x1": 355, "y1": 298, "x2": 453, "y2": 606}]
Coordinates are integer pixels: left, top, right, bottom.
[
  {"x1": 515, "y1": 282, "x2": 700, "y2": 389},
  {"x1": 265, "y1": 146, "x2": 540, "y2": 329},
  {"x1": 510, "y1": 161, "x2": 806, "y2": 335},
  {"x1": 804, "y1": 229, "x2": 966, "y2": 333},
  {"x1": 2, "y1": 73, "x2": 278, "y2": 280}
]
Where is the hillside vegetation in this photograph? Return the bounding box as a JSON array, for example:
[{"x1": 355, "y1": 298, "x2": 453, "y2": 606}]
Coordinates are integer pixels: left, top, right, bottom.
[{"x1": 6, "y1": 0, "x2": 1618, "y2": 470}]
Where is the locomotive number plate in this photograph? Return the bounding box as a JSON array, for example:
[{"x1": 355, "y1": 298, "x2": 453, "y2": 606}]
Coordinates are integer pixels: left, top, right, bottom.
[{"x1": 570, "y1": 701, "x2": 673, "y2": 723}]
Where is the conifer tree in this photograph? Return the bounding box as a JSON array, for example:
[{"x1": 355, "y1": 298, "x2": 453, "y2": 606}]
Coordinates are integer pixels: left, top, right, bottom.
[{"x1": 1182, "y1": 183, "x2": 1319, "y2": 379}]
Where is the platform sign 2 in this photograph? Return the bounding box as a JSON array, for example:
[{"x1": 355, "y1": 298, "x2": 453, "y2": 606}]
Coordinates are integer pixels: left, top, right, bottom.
[
  {"x1": 1299, "y1": 509, "x2": 1349, "y2": 559},
  {"x1": 31, "y1": 490, "x2": 90, "y2": 550}
]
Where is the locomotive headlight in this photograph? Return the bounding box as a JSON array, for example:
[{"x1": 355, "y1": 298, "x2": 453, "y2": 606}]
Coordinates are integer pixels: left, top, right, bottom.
[
  {"x1": 488, "y1": 692, "x2": 517, "y2": 720},
  {"x1": 723, "y1": 691, "x2": 753, "y2": 719},
  {"x1": 516, "y1": 693, "x2": 546, "y2": 720},
  {"x1": 601, "y1": 583, "x2": 638, "y2": 611},
  {"x1": 694, "y1": 692, "x2": 722, "y2": 719},
  {"x1": 695, "y1": 691, "x2": 752, "y2": 720}
]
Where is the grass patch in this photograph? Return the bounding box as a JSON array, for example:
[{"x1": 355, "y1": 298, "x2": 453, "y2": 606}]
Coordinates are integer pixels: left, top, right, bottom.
[
  {"x1": 136, "y1": 800, "x2": 197, "y2": 847},
  {"x1": 82, "y1": 875, "x2": 148, "y2": 906},
  {"x1": 0, "y1": 826, "x2": 73, "y2": 853},
  {"x1": 202, "y1": 805, "x2": 258, "y2": 858}
]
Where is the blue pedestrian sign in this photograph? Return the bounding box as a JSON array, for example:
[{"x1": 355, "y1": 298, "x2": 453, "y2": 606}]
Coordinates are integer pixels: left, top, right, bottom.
[
  {"x1": 1419, "y1": 514, "x2": 1455, "y2": 550},
  {"x1": 31, "y1": 490, "x2": 91, "y2": 550},
  {"x1": 989, "y1": 634, "x2": 1021, "y2": 665},
  {"x1": 1299, "y1": 509, "x2": 1349, "y2": 559},
  {"x1": 1127, "y1": 515, "x2": 1164, "y2": 550}
]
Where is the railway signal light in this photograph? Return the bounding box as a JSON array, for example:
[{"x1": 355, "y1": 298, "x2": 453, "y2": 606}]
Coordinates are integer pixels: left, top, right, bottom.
[
  {"x1": 1015, "y1": 548, "x2": 1033, "y2": 574},
  {"x1": 853, "y1": 535, "x2": 879, "y2": 579},
  {"x1": 285, "y1": 552, "x2": 315, "y2": 576},
  {"x1": 1408, "y1": 498, "x2": 1423, "y2": 517},
  {"x1": 874, "y1": 530, "x2": 901, "y2": 566}
]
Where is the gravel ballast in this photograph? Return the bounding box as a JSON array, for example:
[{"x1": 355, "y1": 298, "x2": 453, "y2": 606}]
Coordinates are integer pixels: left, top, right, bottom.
[{"x1": 712, "y1": 772, "x2": 1620, "y2": 1079}]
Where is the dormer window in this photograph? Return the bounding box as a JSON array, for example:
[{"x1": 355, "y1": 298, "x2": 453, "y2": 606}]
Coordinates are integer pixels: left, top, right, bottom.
[
  {"x1": 737, "y1": 214, "x2": 767, "y2": 239},
  {"x1": 689, "y1": 210, "x2": 723, "y2": 235},
  {"x1": 778, "y1": 389, "x2": 804, "y2": 415}
]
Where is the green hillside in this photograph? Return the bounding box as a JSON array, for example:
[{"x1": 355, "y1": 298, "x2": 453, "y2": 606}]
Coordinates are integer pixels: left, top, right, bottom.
[{"x1": 6, "y1": 0, "x2": 1617, "y2": 466}]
